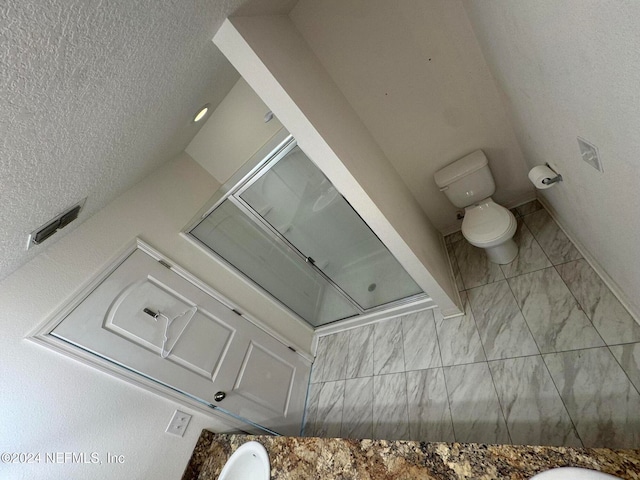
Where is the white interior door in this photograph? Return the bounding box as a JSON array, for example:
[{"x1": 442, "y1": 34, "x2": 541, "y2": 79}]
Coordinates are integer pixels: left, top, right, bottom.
[{"x1": 51, "y1": 249, "x2": 310, "y2": 436}]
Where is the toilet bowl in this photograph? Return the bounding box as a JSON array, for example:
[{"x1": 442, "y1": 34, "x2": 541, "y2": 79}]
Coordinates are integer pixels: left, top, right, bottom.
[
  {"x1": 462, "y1": 199, "x2": 518, "y2": 264},
  {"x1": 434, "y1": 149, "x2": 519, "y2": 265}
]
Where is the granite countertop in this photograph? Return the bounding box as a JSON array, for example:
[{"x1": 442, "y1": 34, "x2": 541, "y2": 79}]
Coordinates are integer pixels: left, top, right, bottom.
[{"x1": 182, "y1": 430, "x2": 640, "y2": 480}]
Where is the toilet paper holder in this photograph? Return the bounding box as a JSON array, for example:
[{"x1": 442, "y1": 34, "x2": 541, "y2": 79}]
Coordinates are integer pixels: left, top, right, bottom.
[{"x1": 542, "y1": 163, "x2": 563, "y2": 185}]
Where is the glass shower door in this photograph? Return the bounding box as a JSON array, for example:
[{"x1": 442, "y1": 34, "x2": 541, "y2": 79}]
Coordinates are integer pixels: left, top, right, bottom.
[
  {"x1": 237, "y1": 145, "x2": 423, "y2": 310},
  {"x1": 190, "y1": 200, "x2": 360, "y2": 326}
]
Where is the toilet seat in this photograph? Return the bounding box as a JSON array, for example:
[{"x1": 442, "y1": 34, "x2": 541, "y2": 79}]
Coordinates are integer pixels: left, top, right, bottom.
[{"x1": 462, "y1": 200, "x2": 517, "y2": 248}]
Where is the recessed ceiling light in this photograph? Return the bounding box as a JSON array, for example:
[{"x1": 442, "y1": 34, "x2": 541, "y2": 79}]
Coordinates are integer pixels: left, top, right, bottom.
[{"x1": 193, "y1": 104, "x2": 210, "y2": 122}]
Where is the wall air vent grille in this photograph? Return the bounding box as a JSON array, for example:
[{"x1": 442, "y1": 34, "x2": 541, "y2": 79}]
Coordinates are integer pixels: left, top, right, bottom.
[{"x1": 27, "y1": 198, "x2": 86, "y2": 249}]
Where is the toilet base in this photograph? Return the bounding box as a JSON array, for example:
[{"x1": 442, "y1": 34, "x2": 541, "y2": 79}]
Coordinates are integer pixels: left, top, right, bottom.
[{"x1": 484, "y1": 238, "x2": 518, "y2": 264}]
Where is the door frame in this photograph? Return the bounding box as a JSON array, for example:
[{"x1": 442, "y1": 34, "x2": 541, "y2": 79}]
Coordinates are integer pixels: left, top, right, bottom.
[{"x1": 27, "y1": 238, "x2": 312, "y2": 433}]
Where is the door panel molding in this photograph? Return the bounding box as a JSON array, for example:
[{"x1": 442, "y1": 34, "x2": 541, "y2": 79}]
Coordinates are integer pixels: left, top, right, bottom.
[
  {"x1": 28, "y1": 238, "x2": 312, "y2": 436},
  {"x1": 233, "y1": 341, "x2": 295, "y2": 416}
]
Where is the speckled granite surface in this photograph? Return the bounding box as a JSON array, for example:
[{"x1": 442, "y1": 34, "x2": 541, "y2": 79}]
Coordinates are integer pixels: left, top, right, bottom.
[{"x1": 182, "y1": 430, "x2": 640, "y2": 480}]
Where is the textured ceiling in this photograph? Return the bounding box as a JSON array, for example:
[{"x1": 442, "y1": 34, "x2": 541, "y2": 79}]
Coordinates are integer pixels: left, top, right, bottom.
[{"x1": 0, "y1": 0, "x2": 297, "y2": 281}]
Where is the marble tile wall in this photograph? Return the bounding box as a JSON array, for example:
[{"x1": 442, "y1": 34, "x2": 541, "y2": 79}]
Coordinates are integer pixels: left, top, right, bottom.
[{"x1": 304, "y1": 200, "x2": 640, "y2": 449}]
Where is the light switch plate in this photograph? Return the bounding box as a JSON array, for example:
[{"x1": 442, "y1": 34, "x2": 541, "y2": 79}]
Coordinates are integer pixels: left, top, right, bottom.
[
  {"x1": 577, "y1": 137, "x2": 603, "y2": 172},
  {"x1": 166, "y1": 410, "x2": 192, "y2": 437}
]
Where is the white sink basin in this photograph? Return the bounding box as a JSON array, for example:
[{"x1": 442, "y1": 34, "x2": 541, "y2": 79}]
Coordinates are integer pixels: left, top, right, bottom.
[
  {"x1": 218, "y1": 441, "x2": 270, "y2": 480},
  {"x1": 531, "y1": 467, "x2": 622, "y2": 480}
]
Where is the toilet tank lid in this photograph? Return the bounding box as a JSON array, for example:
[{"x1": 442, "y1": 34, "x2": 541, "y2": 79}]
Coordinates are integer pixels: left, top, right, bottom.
[{"x1": 434, "y1": 150, "x2": 488, "y2": 187}]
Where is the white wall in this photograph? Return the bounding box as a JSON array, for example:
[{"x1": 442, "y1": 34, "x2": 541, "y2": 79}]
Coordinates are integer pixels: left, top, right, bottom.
[
  {"x1": 0, "y1": 153, "x2": 313, "y2": 480},
  {"x1": 215, "y1": 16, "x2": 462, "y2": 316},
  {"x1": 186, "y1": 77, "x2": 285, "y2": 184},
  {"x1": 290, "y1": 0, "x2": 533, "y2": 234},
  {"x1": 462, "y1": 0, "x2": 640, "y2": 319}
]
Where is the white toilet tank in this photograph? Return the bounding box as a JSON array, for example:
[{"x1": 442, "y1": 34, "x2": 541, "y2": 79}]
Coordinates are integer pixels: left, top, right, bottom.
[{"x1": 434, "y1": 150, "x2": 496, "y2": 208}]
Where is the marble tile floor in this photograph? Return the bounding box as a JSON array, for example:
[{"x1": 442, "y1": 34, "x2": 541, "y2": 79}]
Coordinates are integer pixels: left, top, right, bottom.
[{"x1": 303, "y1": 200, "x2": 640, "y2": 449}]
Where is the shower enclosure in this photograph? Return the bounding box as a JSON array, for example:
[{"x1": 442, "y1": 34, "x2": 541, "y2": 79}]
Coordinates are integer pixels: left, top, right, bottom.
[{"x1": 188, "y1": 135, "x2": 425, "y2": 327}]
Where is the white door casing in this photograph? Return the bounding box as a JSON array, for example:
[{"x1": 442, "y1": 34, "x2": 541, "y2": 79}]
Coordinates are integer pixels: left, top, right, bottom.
[{"x1": 51, "y1": 247, "x2": 310, "y2": 436}]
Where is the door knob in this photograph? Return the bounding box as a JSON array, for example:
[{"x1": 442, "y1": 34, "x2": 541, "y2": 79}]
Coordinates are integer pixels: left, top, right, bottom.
[{"x1": 214, "y1": 391, "x2": 226, "y2": 402}]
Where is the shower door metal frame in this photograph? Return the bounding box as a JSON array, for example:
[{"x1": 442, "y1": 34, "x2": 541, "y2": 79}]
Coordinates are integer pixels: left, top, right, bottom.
[
  {"x1": 195, "y1": 133, "x2": 298, "y2": 222},
  {"x1": 227, "y1": 197, "x2": 366, "y2": 316},
  {"x1": 184, "y1": 131, "x2": 428, "y2": 326}
]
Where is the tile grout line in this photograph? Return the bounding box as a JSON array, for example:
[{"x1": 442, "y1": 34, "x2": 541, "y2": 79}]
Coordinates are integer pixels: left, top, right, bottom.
[
  {"x1": 552, "y1": 262, "x2": 607, "y2": 348},
  {"x1": 522, "y1": 207, "x2": 583, "y2": 269},
  {"x1": 500, "y1": 221, "x2": 553, "y2": 280},
  {"x1": 398, "y1": 315, "x2": 412, "y2": 440},
  {"x1": 309, "y1": 382, "x2": 322, "y2": 437},
  {"x1": 449, "y1": 239, "x2": 468, "y2": 291},
  {"x1": 500, "y1": 225, "x2": 591, "y2": 447},
  {"x1": 337, "y1": 378, "x2": 347, "y2": 439},
  {"x1": 344, "y1": 330, "x2": 351, "y2": 381},
  {"x1": 499, "y1": 268, "x2": 588, "y2": 446},
  {"x1": 539, "y1": 353, "x2": 585, "y2": 448},
  {"x1": 371, "y1": 323, "x2": 379, "y2": 378},
  {"x1": 499, "y1": 229, "x2": 586, "y2": 447},
  {"x1": 606, "y1": 339, "x2": 640, "y2": 347},
  {"x1": 431, "y1": 309, "x2": 457, "y2": 443},
  {"x1": 370, "y1": 373, "x2": 374, "y2": 440},
  {"x1": 442, "y1": 343, "x2": 636, "y2": 365},
  {"x1": 465, "y1": 288, "x2": 512, "y2": 444},
  {"x1": 439, "y1": 352, "x2": 539, "y2": 369},
  {"x1": 482, "y1": 361, "x2": 513, "y2": 445},
  {"x1": 371, "y1": 323, "x2": 379, "y2": 438},
  {"x1": 503, "y1": 263, "x2": 554, "y2": 281},
  {"x1": 497, "y1": 218, "x2": 522, "y2": 279},
  {"x1": 313, "y1": 336, "x2": 327, "y2": 384},
  {"x1": 520, "y1": 211, "x2": 555, "y2": 269},
  {"x1": 309, "y1": 202, "x2": 638, "y2": 445},
  {"x1": 466, "y1": 289, "x2": 491, "y2": 367},
  {"x1": 300, "y1": 381, "x2": 313, "y2": 436},
  {"x1": 463, "y1": 206, "x2": 588, "y2": 447},
  {"x1": 539, "y1": 212, "x2": 640, "y2": 397},
  {"x1": 607, "y1": 345, "x2": 640, "y2": 398},
  {"x1": 450, "y1": 240, "x2": 467, "y2": 292},
  {"x1": 338, "y1": 330, "x2": 352, "y2": 437},
  {"x1": 503, "y1": 275, "x2": 544, "y2": 358},
  {"x1": 300, "y1": 383, "x2": 316, "y2": 437},
  {"x1": 495, "y1": 268, "x2": 550, "y2": 445},
  {"x1": 440, "y1": 201, "x2": 638, "y2": 447}
]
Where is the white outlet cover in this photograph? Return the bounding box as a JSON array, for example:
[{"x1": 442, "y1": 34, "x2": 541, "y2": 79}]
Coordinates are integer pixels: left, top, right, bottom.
[
  {"x1": 577, "y1": 137, "x2": 603, "y2": 172},
  {"x1": 166, "y1": 410, "x2": 192, "y2": 437}
]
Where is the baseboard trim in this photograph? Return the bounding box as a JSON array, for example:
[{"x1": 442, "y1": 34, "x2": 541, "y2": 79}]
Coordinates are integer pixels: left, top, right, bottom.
[
  {"x1": 537, "y1": 196, "x2": 640, "y2": 328},
  {"x1": 502, "y1": 193, "x2": 538, "y2": 211},
  {"x1": 314, "y1": 297, "x2": 436, "y2": 338}
]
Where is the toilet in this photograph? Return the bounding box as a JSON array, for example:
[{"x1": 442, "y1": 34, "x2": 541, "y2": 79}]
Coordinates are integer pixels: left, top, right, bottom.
[{"x1": 434, "y1": 150, "x2": 518, "y2": 264}]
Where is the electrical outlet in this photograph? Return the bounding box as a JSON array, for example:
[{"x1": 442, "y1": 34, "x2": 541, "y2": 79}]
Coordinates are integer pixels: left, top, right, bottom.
[
  {"x1": 577, "y1": 137, "x2": 603, "y2": 172},
  {"x1": 166, "y1": 410, "x2": 192, "y2": 437}
]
